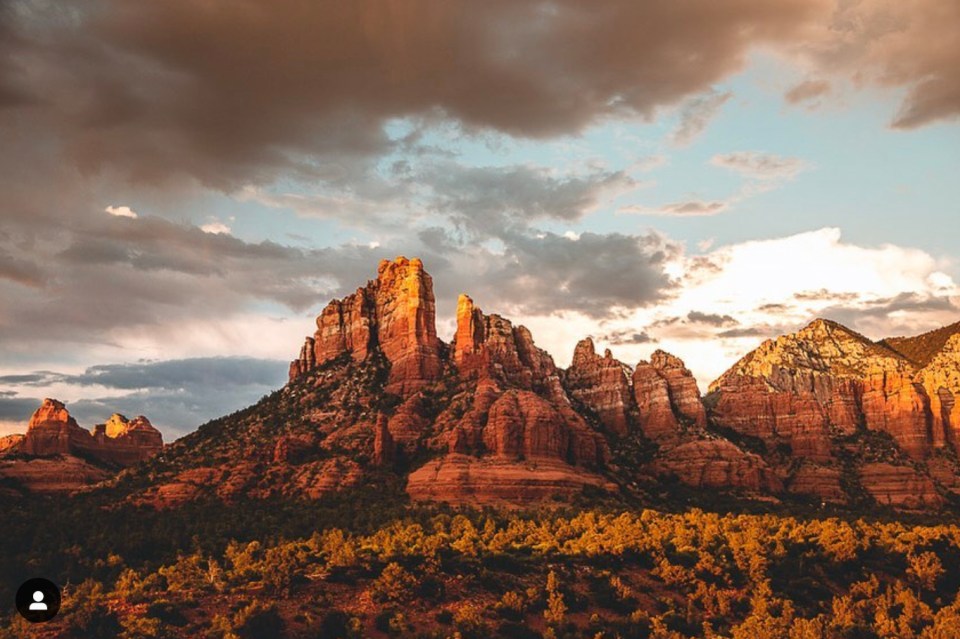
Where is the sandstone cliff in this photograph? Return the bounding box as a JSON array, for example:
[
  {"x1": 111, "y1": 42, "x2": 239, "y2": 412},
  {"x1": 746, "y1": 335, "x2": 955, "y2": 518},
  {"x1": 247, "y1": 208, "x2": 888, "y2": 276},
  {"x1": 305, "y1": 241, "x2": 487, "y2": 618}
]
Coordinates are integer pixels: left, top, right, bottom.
[
  {"x1": 289, "y1": 257, "x2": 442, "y2": 396},
  {"x1": 707, "y1": 318, "x2": 960, "y2": 505}
]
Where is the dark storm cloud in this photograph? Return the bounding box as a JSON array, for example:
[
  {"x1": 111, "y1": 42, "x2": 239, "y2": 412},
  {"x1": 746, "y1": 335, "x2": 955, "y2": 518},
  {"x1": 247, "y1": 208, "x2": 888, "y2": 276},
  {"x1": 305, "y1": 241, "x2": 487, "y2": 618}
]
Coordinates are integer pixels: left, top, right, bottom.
[
  {"x1": 0, "y1": 396, "x2": 41, "y2": 421},
  {"x1": 0, "y1": 250, "x2": 46, "y2": 288},
  {"x1": 59, "y1": 358, "x2": 288, "y2": 391},
  {"x1": 0, "y1": 214, "x2": 405, "y2": 345},
  {"x1": 424, "y1": 162, "x2": 636, "y2": 233},
  {"x1": 473, "y1": 230, "x2": 679, "y2": 318},
  {"x1": 0, "y1": 0, "x2": 828, "y2": 187},
  {"x1": 807, "y1": 0, "x2": 960, "y2": 129}
]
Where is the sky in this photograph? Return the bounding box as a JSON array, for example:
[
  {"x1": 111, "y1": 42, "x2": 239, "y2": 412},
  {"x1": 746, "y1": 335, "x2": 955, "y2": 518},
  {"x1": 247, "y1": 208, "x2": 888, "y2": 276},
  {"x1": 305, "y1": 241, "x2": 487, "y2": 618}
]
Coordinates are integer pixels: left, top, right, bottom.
[{"x1": 1, "y1": 0, "x2": 958, "y2": 439}]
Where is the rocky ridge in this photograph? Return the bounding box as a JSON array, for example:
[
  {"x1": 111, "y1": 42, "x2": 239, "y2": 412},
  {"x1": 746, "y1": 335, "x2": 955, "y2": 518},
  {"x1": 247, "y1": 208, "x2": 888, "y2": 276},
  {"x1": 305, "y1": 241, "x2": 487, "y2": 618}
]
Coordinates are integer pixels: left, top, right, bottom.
[{"x1": 28, "y1": 257, "x2": 958, "y2": 511}]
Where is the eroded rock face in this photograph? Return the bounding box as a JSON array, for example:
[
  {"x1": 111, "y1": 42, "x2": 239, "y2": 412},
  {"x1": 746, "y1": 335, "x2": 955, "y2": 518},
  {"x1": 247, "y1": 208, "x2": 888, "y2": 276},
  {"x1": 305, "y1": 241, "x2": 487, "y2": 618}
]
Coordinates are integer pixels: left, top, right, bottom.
[
  {"x1": 632, "y1": 362, "x2": 679, "y2": 440},
  {"x1": 406, "y1": 454, "x2": 615, "y2": 504},
  {"x1": 651, "y1": 350, "x2": 707, "y2": 429},
  {"x1": 859, "y1": 463, "x2": 943, "y2": 509},
  {"x1": 565, "y1": 338, "x2": 635, "y2": 437},
  {"x1": 16, "y1": 399, "x2": 163, "y2": 468},
  {"x1": 289, "y1": 257, "x2": 441, "y2": 396},
  {"x1": 708, "y1": 319, "x2": 943, "y2": 461},
  {"x1": 452, "y1": 294, "x2": 561, "y2": 394},
  {"x1": 21, "y1": 398, "x2": 84, "y2": 457},
  {"x1": 375, "y1": 257, "x2": 443, "y2": 395},
  {"x1": 631, "y1": 349, "x2": 705, "y2": 441},
  {"x1": 653, "y1": 439, "x2": 781, "y2": 493},
  {"x1": 787, "y1": 463, "x2": 845, "y2": 502},
  {"x1": 0, "y1": 456, "x2": 111, "y2": 494},
  {"x1": 482, "y1": 390, "x2": 602, "y2": 464},
  {"x1": 918, "y1": 334, "x2": 960, "y2": 449}
]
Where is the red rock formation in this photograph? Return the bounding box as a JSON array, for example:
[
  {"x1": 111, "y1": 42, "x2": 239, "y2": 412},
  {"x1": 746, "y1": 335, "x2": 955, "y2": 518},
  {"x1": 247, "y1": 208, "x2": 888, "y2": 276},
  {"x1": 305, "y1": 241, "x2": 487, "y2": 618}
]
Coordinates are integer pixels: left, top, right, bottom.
[
  {"x1": 918, "y1": 333, "x2": 960, "y2": 449},
  {"x1": 374, "y1": 257, "x2": 443, "y2": 395},
  {"x1": 374, "y1": 414, "x2": 394, "y2": 466},
  {"x1": 651, "y1": 350, "x2": 707, "y2": 429},
  {"x1": 289, "y1": 257, "x2": 441, "y2": 396},
  {"x1": 451, "y1": 294, "x2": 562, "y2": 394},
  {"x1": 16, "y1": 399, "x2": 162, "y2": 467},
  {"x1": 632, "y1": 361, "x2": 679, "y2": 440},
  {"x1": 0, "y1": 434, "x2": 23, "y2": 455},
  {"x1": 787, "y1": 463, "x2": 845, "y2": 502},
  {"x1": 406, "y1": 454, "x2": 615, "y2": 504},
  {"x1": 0, "y1": 456, "x2": 110, "y2": 494},
  {"x1": 709, "y1": 319, "x2": 937, "y2": 461},
  {"x1": 21, "y1": 398, "x2": 85, "y2": 456},
  {"x1": 386, "y1": 395, "x2": 429, "y2": 447},
  {"x1": 859, "y1": 463, "x2": 943, "y2": 509},
  {"x1": 288, "y1": 336, "x2": 316, "y2": 381},
  {"x1": 565, "y1": 338, "x2": 635, "y2": 437},
  {"x1": 653, "y1": 439, "x2": 781, "y2": 492},
  {"x1": 860, "y1": 370, "x2": 932, "y2": 460}
]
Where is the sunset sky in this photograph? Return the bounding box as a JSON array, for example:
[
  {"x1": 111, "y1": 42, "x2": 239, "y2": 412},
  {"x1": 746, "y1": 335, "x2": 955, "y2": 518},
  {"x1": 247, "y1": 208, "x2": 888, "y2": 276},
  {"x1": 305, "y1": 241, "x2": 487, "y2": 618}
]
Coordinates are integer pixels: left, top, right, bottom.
[{"x1": 1, "y1": 1, "x2": 958, "y2": 437}]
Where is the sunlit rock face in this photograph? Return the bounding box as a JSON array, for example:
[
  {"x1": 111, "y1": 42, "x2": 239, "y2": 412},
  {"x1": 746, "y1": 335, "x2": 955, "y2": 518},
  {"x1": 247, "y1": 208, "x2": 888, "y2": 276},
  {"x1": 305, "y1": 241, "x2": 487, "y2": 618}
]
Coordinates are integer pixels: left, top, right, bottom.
[
  {"x1": 19, "y1": 399, "x2": 163, "y2": 466},
  {"x1": 564, "y1": 338, "x2": 635, "y2": 437},
  {"x1": 289, "y1": 256, "x2": 442, "y2": 396},
  {"x1": 709, "y1": 319, "x2": 946, "y2": 460}
]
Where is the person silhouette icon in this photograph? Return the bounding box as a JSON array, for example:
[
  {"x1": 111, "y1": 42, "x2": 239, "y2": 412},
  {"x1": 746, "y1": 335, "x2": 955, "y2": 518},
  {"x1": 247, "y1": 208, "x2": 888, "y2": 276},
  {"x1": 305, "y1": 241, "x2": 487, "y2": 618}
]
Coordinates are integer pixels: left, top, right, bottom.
[
  {"x1": 28, "y1": 591, "x2": 47, "y2": 611},
  {"x1": 16, "y1": 577, "x2": 60, "y2": 622}
]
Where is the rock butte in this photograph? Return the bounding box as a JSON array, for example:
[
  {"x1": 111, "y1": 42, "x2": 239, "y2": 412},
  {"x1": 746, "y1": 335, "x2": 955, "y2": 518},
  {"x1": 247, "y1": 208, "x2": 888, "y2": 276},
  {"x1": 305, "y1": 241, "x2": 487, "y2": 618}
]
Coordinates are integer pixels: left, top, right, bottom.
[{"x1": 0, "y1": 399, "x2": 163, "y2": 492}]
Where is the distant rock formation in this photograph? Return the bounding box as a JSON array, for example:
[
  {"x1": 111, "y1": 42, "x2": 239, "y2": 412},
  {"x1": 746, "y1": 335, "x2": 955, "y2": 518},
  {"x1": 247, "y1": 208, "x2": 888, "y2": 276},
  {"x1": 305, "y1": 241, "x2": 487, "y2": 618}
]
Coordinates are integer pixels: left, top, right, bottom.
[{"x1": 9, "y1": 399, "x2": 163, "y2": 467}]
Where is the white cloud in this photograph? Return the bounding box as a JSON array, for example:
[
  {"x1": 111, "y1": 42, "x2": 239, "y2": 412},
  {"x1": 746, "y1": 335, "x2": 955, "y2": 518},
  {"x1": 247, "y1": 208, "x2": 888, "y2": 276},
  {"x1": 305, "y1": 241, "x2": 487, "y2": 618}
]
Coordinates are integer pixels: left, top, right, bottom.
[
  {"x1": 105, "y1": 205, "x2": 138, "y2": 219},
  {"x1": 200, "y1": 221, "x2": 231, "y2": 235}
]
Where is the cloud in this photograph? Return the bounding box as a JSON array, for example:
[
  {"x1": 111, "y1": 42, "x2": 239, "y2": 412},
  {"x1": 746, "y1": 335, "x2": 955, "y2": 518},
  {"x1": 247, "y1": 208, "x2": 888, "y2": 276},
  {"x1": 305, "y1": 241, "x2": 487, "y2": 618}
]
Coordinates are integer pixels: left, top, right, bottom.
[
  {"x1": 670, "y1": 90, "x2": 732, "y2": 146},
  {"x1": 0, "y1": 0, "x2": 831, "y2": 188},
  {"x1": 422, "y1": 162, "x2": 639, "y2": 233},
  {"x1": 799, "y1": 0, "x2": 960, "y2": 128},
  {"x1": 623, "y1": 152, "x2": 809, "y2": 216},
  {"x1": 601, "y1": 330, "x2": 654, "y2": 346},
  {"x1": 200, "y1": 221, "x2": 231, "y2": 235},
  {"x1": 0, "y1": 250, "x2": 45, "y2": 288},
  {"x1": 0, "y1": 214, "x2": 398, "y2": 355},
  {"x1": 687, "y1": 311, "x2": 738, "y2": 327},
  {"x1": 441, "y1": 230, "x2": 680, "y2": 319},
  {"x1": 710, "y1": 152, "x2": 808, "y2": 180},
  {"x1": 105, "y1": 205, "x2": 138, "y2": 219},
  {"x1": 785, "y1": 79, "x2": 831, "y2": 105},
  {"x1": 622, "y1": 200, "x2": 729, "y2": 217}
]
